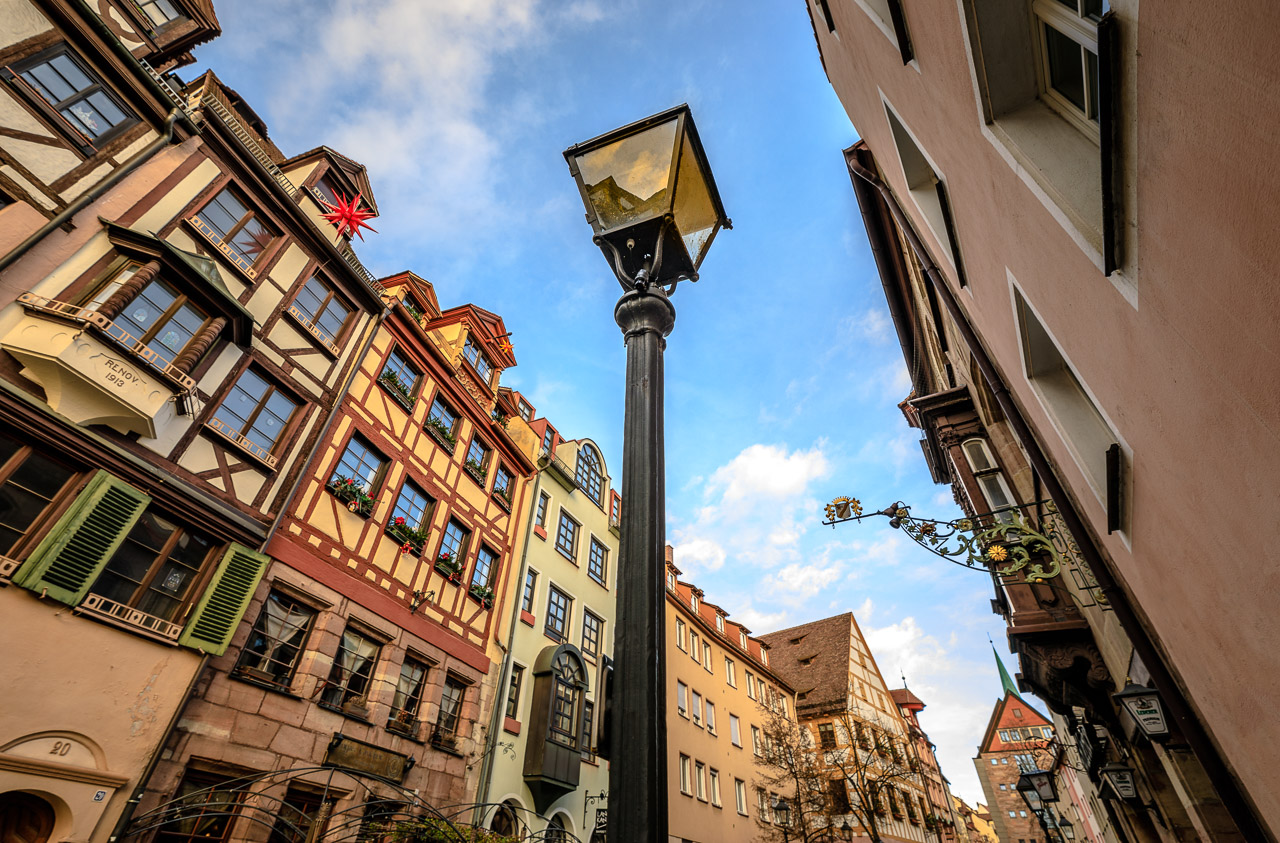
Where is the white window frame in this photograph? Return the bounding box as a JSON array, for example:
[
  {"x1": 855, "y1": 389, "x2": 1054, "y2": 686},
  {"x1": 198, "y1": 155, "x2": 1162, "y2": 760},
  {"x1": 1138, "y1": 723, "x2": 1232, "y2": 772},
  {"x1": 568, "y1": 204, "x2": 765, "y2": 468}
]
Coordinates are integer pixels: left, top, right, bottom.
[
  {"x1": 1030, "y1": 0, "x2": 1102, "y2": 141},
  {"x1": 677, "y1": 681, "x2": 688, "y2": 717}
]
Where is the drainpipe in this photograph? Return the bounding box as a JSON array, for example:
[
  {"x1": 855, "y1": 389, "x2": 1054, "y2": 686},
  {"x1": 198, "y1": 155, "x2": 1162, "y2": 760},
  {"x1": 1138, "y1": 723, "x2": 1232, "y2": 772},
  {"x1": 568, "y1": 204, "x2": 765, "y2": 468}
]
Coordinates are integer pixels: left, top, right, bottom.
[
  {"x1": 473, "y1": 470, "x2": 543, "y2": 825},
  {"x1": 846, "y1": 153, "x2": 1271, "y2": 843},
  {"x1": 106, "y1": 654, "x2": 208, "y2": 843},
  {"x1": 0, "y1": 109, "x2": 183, "y2": 275}
]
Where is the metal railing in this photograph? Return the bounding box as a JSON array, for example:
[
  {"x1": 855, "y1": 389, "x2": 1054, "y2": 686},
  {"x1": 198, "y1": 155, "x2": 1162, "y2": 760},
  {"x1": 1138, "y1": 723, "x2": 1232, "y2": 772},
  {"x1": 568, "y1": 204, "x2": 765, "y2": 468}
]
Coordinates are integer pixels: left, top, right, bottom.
[{"x1": 80, "y1": 594, "x2": 183, "y2": 641}]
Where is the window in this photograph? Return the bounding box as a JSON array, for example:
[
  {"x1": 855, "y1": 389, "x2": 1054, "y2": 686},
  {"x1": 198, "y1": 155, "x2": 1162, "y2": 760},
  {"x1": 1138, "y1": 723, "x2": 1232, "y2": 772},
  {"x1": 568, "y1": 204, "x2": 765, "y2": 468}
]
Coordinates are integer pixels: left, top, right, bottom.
[
  {"x1": 1016, "y1": 288, "x2": 1121, "y2": 509},
  {"x1": 709, "y1": 768, "x2": 722, "y2": 807},
  {"x1": 235, "y1": 592, "x2": 316, "y2": 687},
  {"x1": 757, "y1": 789, "x2": 769, "y2": 821},
  {"x1": 725, "y1": 658, "x2": 736, "y2": 687},
  {"x1": 677, "y1": 681, "x2": 688, "y2": 716},
  {"x1": 267, "y1": 787, "x2": 324, "y2": 843},
  {"x1": 746, "y1": 672, "x2": 757, "y2": 700},
  {"x1": 517, "y1": 399, "x2": 533, "y2": 420},
  {"x1": 331, "y1": 435, "x2": 386, "y2": 495},
  {"x1": 1015, "y1": 753, "x2": 1036, "y2": 772},
  {"x1": 739, "y1": 630, "x2": 748, "y2": 649},
  {"x1": 690, "y1": 632, "x2": 700, "y2": 662},
  {"x1": 735, "y1": 779, "x2": 748, "y2": 815},
  {"x1": 675, "y1": 617, "x2": 687, "y2": 651},
  {"x1": 462, "y1": 335, "x2": 494, "y2": 383},
  {"x1": 541, "y1": 426, "x2": 556, "y2": 454},
  {"x1": 555, "y1": 511, "x2": 579, "y2": 561},
  {"x1": 716, "y1": 614, "x2": 725, "y2": 632},
  {"x1": 101, "y1": 270, "x2": 210, "y2": 371},
  {"x1": 388, "y1": 656, "x2": 430, "y2": 726},
  {"x1": 730, "y1": 715, "x2": 741, "y2": 746},
  {"x1": 379, "y1": 348, "x2": 421, "y2": 402},
  {"x1": 426, "y1": 396, "x2": 460, "y2": 444},
  {"x1": 1014, "y1": 707, "x2": 1023, "y2": 718},
  {"x1": 691, "y1": 594, "x2": 698, "y2": 612},
  {"x1": 679, "y1": 754, "x2": 692, "y2": 795},
  {"x1": 438, "y1": 519, "x2": 470, "y2": 565},
  {"x1": 470, "y1": 545, "x2": 497, "y2": 590},
  {"x1": 1033, "y1": 0, "x2": 1105, "y2": 130},
  {"x1": 702, "y1": 641, "x2": 713, "y2": 671},
  {"x1": 521, "y1": 569, "x2": 538, "y2": 613},
  {"x1": 582, "y1": 610, "x2": 603, "y2": 661},
  {"x1": 390, "y1": 482, "x2": 433, "y2": 539},
  {"x1": 195, "y1": 186, "x2": 278, "y2": 271},
  {"x1": 692, "y1": 691, "x2": 703, "y2": 726},
  {"x1": 667, "y1": 570, "x2": 676, "y2": 591},
  {"x1": 818, "y1": 722, "x2": 837, "y2": 750},
  {"x1": 321, "y1": 627, "x2": 380, "y2": 708},
  {"x1": 86, "y1": 510, "x2": 215, "y2": 622},
  {"x1": 505, "y1": 664, "x2": 524, "y2": 719},
  {"x1": 155, "y1": 773, "x2": 245, "y2": 843},
  {"x1": 830, "y1": 778, "x2": 851, "y2": 814},
  {"x1": 436, "y1": 676, "x2": 466, "y2": 738},
  {"x1": 9, "y1": 46, "x2": 134, "y2": 148},
  {"x1": 550, "y1": 651, "x2": 584, "y2": 747},
  {"x1": 574, "y1": 444, "x2": 604, "y2": 505},
  {"x1": 581, "y1": 699, "x2": 596, "y2": 758},
  {"x1": 0, "y1": 433, "x2": 76, "y2": 556},
  {"x1": 752, "y1": 726, "x2": 762, "y2": 756},
  {"x1": 137, "y1": 0, "x2": 182, "y2": 26},
  {"x1": 464, "y1": 437, "x2": 491, "y2": 480},
  {"x1": 535, "y1": 493, "x2": 549, "y2": 527},
  {"x1": 310, "y1": 173, "x2": 342, "y2": 208},
  {"x1": 695, "y1": 761, "x2": 707, "y2": 801},
  {"x1": 492, "y1": 464, "x2": 513, "y2": 502},
  {"x1": 587, "y1": 537, "x2": 608, "y2": 586},
  {"x1": 961, "y1": 438, "x2": 1018, "y2": 523},
  {"x1": 884, "y1": 104, "x2": 966, "y2": 283},
  {"x1": 545, "y1": 585, "x2": 572, "y2": 641},
  {"x1": 210, "y1": 368, "x2": 299, "y2": 462},
  {"x1": 706, "y1": 701, "x2": 716, "y2": 734}
]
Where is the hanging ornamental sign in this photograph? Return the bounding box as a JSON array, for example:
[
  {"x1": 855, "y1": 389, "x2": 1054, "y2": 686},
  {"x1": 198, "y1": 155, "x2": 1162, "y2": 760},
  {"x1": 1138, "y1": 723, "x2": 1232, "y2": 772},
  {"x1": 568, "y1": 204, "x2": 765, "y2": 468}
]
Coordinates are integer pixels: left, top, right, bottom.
[
  {"x1": 821, "y1": 497, "x2": 1072, "y2": 583},
  {"x1": 320, "y1": 191, "x2": 378, "y2": 240}
]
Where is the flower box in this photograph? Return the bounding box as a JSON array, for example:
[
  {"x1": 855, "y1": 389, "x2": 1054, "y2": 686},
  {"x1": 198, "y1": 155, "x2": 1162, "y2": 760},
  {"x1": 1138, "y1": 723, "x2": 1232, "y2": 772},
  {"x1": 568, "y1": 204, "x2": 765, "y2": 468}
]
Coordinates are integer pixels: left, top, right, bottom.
[
  {"x1": 377, "y1": 370, "x2": 415, "y2": 411},
  {"x1": 328, "y1": 476, "x2": 376, "y2": 517},
  {"x1": 424, "y1": 417, "x2": 457, "y2": 452},
  {"x1": 468, "y1": 584, "x2": 495, "y2": 609},
  {"x1": 434, "y1": 552, "x2": 464, "y2": 582},
  {"x1": 388, "y1": 518, "x2": 428, "y2": 555},
  {"x1": 464, "y1": 459, "x2": 486, "y2": 484}
]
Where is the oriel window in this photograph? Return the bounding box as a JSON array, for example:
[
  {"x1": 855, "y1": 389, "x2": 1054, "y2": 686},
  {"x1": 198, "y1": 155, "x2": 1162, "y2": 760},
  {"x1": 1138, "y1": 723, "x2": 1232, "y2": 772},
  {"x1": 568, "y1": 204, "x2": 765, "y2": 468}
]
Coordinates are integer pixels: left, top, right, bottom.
[
  {"x1": 107, "y1": 275, "x2": 210, "y2": 371},
  {"x1": 549, "y1": 649, "x2": 585, "y2": 747}
]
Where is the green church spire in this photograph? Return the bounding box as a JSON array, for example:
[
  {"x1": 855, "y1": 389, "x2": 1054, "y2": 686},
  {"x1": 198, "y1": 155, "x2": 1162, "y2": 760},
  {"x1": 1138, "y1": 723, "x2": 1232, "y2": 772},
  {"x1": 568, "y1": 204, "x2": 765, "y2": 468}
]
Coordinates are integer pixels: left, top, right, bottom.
[{"x1": 993, "y1": 643, "x2": 1021, "y2": 699}]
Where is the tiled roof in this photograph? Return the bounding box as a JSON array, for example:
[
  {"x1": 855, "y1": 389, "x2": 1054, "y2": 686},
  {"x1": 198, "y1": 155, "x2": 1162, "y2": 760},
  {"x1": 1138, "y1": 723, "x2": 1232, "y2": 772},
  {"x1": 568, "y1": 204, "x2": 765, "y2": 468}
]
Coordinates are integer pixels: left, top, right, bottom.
[{"x1": 759, "y1": 613, "x2": 853, "y2": 714}]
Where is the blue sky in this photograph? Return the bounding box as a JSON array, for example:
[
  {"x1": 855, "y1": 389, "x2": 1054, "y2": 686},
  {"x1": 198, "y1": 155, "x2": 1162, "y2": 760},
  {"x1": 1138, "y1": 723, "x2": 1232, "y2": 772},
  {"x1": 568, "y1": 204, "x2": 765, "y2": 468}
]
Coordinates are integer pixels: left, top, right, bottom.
[{"x1": 191, "y1": 0, "x2": 1014, "y2": 805}]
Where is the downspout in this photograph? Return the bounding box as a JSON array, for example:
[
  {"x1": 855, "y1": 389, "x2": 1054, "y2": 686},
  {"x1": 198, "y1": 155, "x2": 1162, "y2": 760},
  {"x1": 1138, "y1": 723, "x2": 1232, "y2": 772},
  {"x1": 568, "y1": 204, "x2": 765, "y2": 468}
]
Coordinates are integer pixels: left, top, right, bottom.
[
  {"x1": 263, "y1": 305, "x2": 388, "y2": 547},
  {"x1": 106, "y1": 654, "x2": 208, "y2": 843},
  {"x1": 0, "y1": 109, "x2": 183, "y2": 274},
  {"x1": 846, "y1": 153, "x2": 1271, "y2": 843},
  {"x1": 473, "y1": 470, "x2": 543, "y2": 825}
]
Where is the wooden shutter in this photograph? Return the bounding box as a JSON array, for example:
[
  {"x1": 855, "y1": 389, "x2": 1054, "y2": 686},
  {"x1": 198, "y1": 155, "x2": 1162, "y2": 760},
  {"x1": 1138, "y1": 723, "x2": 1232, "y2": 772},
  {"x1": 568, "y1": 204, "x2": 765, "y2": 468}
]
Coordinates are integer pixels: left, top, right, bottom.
[
  {"x1": 14, "y1": 471, "x2": 150, "y2": 605},
  {"x1": 179, "y1": 543, "x2": 268, "y2": 655}
]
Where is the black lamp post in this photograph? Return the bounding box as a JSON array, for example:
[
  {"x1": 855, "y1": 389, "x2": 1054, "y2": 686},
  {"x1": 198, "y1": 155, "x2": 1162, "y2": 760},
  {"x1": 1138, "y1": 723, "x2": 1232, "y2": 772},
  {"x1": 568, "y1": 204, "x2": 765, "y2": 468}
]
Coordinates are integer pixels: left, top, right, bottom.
[
  {"x1": 772, "y1": 796, "x2": 792, "y2": 842},
  {"x1": 839, "y1": 819, "x2": 854, "y2": 841},
  {"x1": 564, "y1": 105, "x2": 730, "y2": 843}
]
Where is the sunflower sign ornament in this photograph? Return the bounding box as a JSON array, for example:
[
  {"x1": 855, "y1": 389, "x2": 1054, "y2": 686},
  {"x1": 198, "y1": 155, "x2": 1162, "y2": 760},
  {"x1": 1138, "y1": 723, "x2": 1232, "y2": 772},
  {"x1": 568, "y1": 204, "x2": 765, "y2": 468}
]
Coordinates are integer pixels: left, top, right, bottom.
[{"x1": 821, "y1": 495, "x2": 1072, "y2": 583}]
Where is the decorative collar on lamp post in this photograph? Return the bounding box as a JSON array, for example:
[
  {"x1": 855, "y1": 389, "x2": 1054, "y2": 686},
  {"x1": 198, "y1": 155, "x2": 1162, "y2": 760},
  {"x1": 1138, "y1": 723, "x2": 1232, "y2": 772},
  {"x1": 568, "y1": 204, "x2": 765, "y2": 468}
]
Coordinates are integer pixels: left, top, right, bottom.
[
  {"x1": 564, "y1": 104, "x2": 731, "y2": 295},
  {"x1": 1113, "y1": 680, "x2": 1170, "y2": 740}
]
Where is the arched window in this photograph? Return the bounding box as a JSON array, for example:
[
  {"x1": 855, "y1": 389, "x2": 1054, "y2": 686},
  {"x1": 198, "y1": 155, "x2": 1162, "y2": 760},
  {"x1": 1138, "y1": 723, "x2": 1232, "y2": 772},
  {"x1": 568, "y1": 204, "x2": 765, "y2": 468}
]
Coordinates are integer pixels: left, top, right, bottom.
[
  {"x1": 490, "y1": 802, "x2": 520, "y2": 838},
  {"x1": 546, "y1": 815, "x2": 570, "y2": 842},
  {"x1": 575, "y1": 445, "x2": 604, "y2": 506},
  {"x1": 550, "y1": 650, "x2": 586, "y2": 748}
]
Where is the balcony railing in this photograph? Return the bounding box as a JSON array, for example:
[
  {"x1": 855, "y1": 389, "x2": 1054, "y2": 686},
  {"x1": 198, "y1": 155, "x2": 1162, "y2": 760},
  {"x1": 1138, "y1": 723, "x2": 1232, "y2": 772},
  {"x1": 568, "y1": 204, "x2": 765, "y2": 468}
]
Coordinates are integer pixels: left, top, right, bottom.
[
  {"x1": 539, "y1": 447, "x2": 578, "y2": 492},
  {"x1": 80, "y1": 594, "x2": 183, "y2": 642}
]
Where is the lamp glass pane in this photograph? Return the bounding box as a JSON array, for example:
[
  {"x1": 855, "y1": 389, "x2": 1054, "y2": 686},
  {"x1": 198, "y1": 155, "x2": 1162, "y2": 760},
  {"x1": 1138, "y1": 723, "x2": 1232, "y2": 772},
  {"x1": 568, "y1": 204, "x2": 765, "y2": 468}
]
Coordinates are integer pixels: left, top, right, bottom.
[
  {"x1": 573, "y1": 118, "x2": 678, "y2": 232},
  {"x1": 671, "y1": 131, "x2": 719, "y2": 269}
]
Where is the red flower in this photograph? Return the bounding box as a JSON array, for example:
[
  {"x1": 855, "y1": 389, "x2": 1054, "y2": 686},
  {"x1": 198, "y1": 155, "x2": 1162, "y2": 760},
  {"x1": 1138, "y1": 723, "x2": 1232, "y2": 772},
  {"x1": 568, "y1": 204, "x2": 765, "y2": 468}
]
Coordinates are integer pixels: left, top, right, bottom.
[
  {"x1": 400, "y1": 542, "x2": 412, "y2": 554},
  {"x1": 394, "y1": 516, "x2": 406, "y2": 526},
  {"x1": 346, "y1": 478, "x2": 356, "y2": 485}
]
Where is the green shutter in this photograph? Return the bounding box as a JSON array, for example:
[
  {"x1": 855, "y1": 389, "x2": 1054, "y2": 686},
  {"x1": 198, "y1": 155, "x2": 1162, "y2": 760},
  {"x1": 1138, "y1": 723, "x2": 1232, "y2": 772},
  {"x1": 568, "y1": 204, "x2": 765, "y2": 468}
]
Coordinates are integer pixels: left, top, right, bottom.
[
  {"x1": 179, "y1": 543, "x2": 268, "y2": 655},
  {"x1": 14, "y1": 471, "x2": 151, "y2": 605}
]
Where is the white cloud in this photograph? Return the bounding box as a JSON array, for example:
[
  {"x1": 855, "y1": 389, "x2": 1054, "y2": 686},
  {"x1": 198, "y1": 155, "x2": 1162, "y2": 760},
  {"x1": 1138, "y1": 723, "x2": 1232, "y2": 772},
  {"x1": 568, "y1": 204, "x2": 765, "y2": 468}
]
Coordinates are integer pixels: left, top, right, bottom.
[
  {"x1": 855, "y1": 307, "x2": 893, "y2": 344},
  {"x1": 672, "y1": 537, "x2": 727, "y2": 574},
  {"x1": 705, "y1": 442, "x2": 830, "y2": 505}
]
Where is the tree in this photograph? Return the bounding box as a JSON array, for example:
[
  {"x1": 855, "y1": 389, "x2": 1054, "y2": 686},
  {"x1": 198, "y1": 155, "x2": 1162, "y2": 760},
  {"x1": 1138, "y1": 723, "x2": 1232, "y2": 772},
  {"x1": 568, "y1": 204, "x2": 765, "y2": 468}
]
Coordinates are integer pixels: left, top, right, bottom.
[{"x1": 755, "y1": 705, "x2": 923, "y2": 843}]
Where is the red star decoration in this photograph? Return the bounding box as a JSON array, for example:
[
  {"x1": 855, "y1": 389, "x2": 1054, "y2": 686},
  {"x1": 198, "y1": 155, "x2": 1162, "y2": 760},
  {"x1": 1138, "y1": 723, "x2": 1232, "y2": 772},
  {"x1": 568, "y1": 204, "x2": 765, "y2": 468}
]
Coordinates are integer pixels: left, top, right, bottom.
[
  {"x1": 319, "y1": 190, "x2": 378, "y2": 241},
  {"x1": 498, "y1": 339, "x2": 513, "y2": 355}
]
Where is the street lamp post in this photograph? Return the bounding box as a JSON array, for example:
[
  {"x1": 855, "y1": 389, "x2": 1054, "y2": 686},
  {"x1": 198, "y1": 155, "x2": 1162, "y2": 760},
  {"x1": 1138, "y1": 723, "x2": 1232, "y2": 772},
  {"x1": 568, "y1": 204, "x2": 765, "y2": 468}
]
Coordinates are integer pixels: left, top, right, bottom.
[{"x1": 564, "y1": 105, "x2": 730, "y2": 843}]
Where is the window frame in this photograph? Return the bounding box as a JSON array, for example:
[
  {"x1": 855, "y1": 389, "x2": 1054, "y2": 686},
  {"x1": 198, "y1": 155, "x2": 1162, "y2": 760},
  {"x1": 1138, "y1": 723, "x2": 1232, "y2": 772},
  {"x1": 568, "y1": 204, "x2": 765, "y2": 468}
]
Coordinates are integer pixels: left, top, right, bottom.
[
  {"x1": 464, "y1": 436, "x2": 491, "y2": 483},
  {"x1": 505, "y1": 663, "x2": 524, "y2": 720},
  {"x1": 462, "y1": 335, "x2": 494, "y2": 384},
  {"x1": 388, "y1": 655, "x2": 431, "y2": 727},
  {"x1": 320, "y1": 626, "x2": 382, "y2": 710},
  {"x1": 0, "y1": 436, "x2": 78, "y2": 560},
  {"x1": 581, "y1": 609, "x2": 603, "y2": 662},
  {"x1": 379, "y1": 346, "x2": 423, "y2": 405},
  {"x1": 5, "y1": 44, "x2": 137, "y2": 155},
  {"x1": 191, "y1": 183, "x2": 282, "y2": 280},
  {"x1": 208, "y1": 366, "x2": 301, "y2": 468},
  {"x1": 534, "y1": 492, "x2": 549, "y2": 527},
  {"x1": 545, "y1": 584, "x2": 572, "y2": 641},
  {"x1": 330, "y1": 434, "x2": 388, "y2": 499},
  {"x1": 286, "y1": 273, "x2": 354, "y2": 353},
  {"x1": 425, "y1": 394, "x2": 461, "y2": 450},
  {"x1": 730, "y1": 714, "x2": 741, "y2": 747},
  {"x1": 521, "y1": 569, "x2": 538, "y2": 614},
  {"x1": 1031, "y1": 0, "x2": 1103, "y2": 140},
  {"x1": 574, "y1": 444, "x2": 605, "y2": 506},
  {"x1": 554, "y1": 509, "x2": 579, "y2": 562},
  {"x1": 233, "y1": 590, "x2": 317, "y2": 689},
  {"x1": 587, "y1": 536, "x2": 608, "y2": 587}
]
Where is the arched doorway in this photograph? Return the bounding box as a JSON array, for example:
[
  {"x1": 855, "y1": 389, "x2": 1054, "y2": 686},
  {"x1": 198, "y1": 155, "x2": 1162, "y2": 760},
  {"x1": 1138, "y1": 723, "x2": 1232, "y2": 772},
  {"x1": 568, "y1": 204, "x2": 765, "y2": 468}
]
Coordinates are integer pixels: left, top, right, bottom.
[
  {"x1": 490, "y1": 802, "x2": 519, "y2": 838},
  {"x1": 0, "y1": 792, "x2": 55, "y2": 843}
]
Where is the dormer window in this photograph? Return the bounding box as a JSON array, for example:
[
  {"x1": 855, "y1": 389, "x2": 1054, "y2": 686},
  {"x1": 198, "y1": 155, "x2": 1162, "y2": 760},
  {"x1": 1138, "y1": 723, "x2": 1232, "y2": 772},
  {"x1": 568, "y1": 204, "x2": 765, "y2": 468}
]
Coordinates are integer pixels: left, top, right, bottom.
[
  {"x1": 690, "y1": 594, "x2": 699, "y2": 612},
  {"x1": 518, "y1": 399, "x2": 533, "y2": 421},
  {"x1": 463, "y1": 335, "x2": 493, "y2": 384},
  {"x1": 666, "y1": 571, "x2": 676, "y2": 591},
  {"x1": 716, "y1": 614, "x2": 725, "y2": 633},
  {"x1": 541, "y1": 427, "x2": 556, "y2": 455}
]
